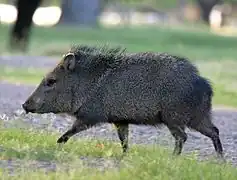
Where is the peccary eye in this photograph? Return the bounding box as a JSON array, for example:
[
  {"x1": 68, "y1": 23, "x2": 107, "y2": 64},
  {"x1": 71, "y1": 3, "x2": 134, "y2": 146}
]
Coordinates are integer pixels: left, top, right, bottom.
[{"x1": 46, "y1": 79, "x2": 56, "y2": 87}]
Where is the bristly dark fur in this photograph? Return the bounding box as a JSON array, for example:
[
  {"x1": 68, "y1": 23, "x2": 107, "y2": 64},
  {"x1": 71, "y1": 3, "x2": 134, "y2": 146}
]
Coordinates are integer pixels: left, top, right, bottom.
[
  {"x1": 70, "y1": 44, "x2": 126, "y2": 55},
  {"x1": 66, "y1": 44, "x2": 200, "y2": 74},
  {"x1": 67, "y1": 44, "x2": 127, "y2": 71}
]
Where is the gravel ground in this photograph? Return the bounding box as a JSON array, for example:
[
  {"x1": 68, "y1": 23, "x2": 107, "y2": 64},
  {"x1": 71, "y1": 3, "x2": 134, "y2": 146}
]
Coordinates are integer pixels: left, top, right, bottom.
[
  {"x1": 0, "y1": 55, "x2": 59, "y2": 69},
  {"x1": 1, "y1": 56, "x2": 237, "y2": 173}
]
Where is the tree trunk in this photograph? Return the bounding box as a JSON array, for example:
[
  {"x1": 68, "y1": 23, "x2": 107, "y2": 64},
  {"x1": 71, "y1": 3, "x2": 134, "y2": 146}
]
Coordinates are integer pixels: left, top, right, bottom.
[
  {"x1": 196, "y1": 0, "x2": 222, "y2": 24},
  {"x1": 8, "y1": 0, "x2": 42, "y2": 52},
  {"x1": 58, "y1": 0, "x2": 102, "y2": 27}
]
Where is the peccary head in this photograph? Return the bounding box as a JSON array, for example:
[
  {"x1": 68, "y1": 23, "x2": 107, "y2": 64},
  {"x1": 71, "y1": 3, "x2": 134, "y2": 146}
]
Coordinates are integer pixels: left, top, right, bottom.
[
  {"x1": 22, "y1": 52, "x2": 85, "y2": 114},
  {"x1": 22, "y1": 45, "x2": 126, "y2": 115}
]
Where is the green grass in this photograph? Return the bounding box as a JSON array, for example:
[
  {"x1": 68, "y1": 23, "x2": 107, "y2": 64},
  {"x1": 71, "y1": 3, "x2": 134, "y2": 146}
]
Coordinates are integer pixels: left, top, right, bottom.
[
  {"x1": 0, "y1": 24, "x2": 237, "y2": 60},
  {"x1": 0, "y1": 0, "x2": 195, "y2": 9},
  {"x1": 120, "y1": 0, "x2": 196, "y2": 10},
  {"x1": 0, "y1": 67, "x2": 47, "y2": 85},
  {"x1": 196, "y1": 60, "x2": 237, "y2": 108},
  {"x1": 0, "y1": 126, "x2": 237, "y2": 179}
]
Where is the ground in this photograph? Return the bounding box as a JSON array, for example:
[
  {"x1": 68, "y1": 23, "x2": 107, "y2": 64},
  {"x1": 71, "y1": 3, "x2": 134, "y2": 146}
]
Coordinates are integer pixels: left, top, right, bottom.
[{"x1": 0, "y1": 24, "x2": 237, "y2": 179}]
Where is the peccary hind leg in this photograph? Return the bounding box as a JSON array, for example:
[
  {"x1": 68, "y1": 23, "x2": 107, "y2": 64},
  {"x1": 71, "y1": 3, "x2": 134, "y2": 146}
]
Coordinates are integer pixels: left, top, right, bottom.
[
  {"x1": 167, "y1": 125, "x2": 187, "y2": 155},
  {"x1": 113, "y1": 123, "x2": 129, "y2": 153},
  {"x1": 194, "y1": 123, "x2": 223, "y2": 158}
]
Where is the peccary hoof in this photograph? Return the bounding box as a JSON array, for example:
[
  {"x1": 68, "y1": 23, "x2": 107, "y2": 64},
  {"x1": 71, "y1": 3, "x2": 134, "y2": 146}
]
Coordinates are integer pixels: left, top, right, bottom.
[
  {"x1": 217, "y1": 154, "x2": 226, "y2": 163},
  {"x1": 57, "y1": 136, "x2": 69, "y2": 143}
]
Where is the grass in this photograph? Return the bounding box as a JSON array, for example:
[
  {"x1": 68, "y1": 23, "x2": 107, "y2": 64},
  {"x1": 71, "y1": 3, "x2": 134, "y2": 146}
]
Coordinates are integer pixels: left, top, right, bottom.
[
  {"x1": 196, "y1": 60, "x2": 237, "y2": 108},
  {"x1": 120, "y1": 0, "x2": 196, "y2": 10},
  {"x1": 0, "y1": 126, "x2": 237, "y2": 179},
  {"x1": 0, "y1": 0, "x2": 195, "y2": 9},
  {"x1": 0, "y1": 24, "x2": 237, "y2": 60},
  {"x1": 0, "y1": 67, "x2": 47, "y2": 85}
]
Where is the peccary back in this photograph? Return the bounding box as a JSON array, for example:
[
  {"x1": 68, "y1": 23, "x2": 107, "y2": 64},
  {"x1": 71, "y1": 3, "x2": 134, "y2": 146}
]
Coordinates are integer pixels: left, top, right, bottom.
[{"x1": 78, "y1": 51, "x2": 211, "y2": 126}]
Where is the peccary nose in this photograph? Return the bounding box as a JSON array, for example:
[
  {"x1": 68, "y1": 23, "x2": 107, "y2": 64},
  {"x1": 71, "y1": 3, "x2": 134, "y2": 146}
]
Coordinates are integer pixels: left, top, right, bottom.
[
  {"x1": 22, "y1": 102, "x2": 29, "y2": 114},
  {"x1": 22, "y1": 103, "x2": 26, "y2": 110},
  {"x1": 22, "y1": 101, "x2": 35, "y2": 114}
]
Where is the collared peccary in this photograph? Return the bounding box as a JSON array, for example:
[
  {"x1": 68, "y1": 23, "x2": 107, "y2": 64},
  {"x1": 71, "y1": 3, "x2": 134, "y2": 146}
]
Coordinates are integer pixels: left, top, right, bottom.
[{"x1": 22, "y1": 45, "x2": 223, "y2": 157}]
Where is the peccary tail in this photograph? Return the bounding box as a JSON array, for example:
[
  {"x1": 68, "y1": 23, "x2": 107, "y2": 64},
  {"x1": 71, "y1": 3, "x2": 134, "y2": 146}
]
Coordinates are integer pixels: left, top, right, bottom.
[{"x1": 190, "y1": 76, "x2": 213, "y2": 110}]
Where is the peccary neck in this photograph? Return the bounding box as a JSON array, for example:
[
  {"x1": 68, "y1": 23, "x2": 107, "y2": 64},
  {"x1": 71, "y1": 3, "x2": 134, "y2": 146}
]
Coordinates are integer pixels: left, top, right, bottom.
[{"x1": 71, "y1": 69, "x2": 111, "y2": 115}]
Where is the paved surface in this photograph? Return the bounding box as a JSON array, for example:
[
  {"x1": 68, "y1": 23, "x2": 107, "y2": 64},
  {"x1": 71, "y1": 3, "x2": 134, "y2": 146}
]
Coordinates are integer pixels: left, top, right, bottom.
[{"x1": 0, "y1": 56, "x2": 237, "y2": 173}]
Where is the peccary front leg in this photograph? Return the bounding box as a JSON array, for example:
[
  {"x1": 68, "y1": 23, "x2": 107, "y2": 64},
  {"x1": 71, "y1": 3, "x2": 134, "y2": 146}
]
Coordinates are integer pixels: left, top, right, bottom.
[
  {"x1": 57, "y1": 119, "x2": 96, "y2": 144},
  {"x1": 167, "y1": 125, "x2": 187, "y2": 155},
  {"x1": 114, "y1": 123, "x2": 129, "y2": 153}
]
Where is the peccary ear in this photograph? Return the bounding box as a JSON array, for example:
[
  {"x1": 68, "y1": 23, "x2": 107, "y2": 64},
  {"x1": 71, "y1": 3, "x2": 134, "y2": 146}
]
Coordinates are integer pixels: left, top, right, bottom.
[{"x1": 63, "y1": 53, "x2": 76, "y2": 71}]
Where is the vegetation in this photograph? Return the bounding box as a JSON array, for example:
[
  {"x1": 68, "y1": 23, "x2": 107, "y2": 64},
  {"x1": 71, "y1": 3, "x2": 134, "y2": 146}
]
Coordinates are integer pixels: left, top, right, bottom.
[
  {"x1": 0, "y1": 67, "x2": 47, "y2": 84},
  {"x1": 1, "y1": 25, "x2": 237, "y2": 60},
  {"x1": 0, "y1": 126, "x2": 237, "y2": 179},
  {"x1": 0, "y1": 0, "x2": 197, "y2": 9}
]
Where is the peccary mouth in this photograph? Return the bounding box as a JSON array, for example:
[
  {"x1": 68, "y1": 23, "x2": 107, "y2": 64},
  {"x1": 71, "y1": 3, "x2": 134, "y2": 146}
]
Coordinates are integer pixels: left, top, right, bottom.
[
  {"x1": 22, "y1": 103, "x2": 38, "y2": 114},
  {"x1": 24, "y1": 108, "x2": 36, "y2": 114}
]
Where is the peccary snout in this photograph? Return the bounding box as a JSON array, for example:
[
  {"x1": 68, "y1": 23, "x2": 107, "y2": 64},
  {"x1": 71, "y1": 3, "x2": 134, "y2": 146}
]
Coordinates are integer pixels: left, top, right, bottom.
[{"x1": 22, "y1": 96, "x2": 42, "y2": 114}]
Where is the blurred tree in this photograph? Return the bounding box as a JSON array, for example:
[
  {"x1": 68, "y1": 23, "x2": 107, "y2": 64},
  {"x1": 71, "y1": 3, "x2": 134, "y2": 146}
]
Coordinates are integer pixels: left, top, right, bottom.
[
  {"x1": 8, "y1": 0, "x2": 42, "y2": 52},
  {"x1": 7, "y1": 0, "x2": 107, "y2": 52},
  {"x1": 196, "y1": 0, "x2": 223, "y2": 24},
  {"x1": 58, "y1": 0, "x2": 104, "y2": 27}
]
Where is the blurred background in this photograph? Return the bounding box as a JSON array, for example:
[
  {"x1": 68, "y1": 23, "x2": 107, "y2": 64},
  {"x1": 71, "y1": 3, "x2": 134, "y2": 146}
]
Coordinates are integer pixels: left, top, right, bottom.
[
  {"x1": 1, "y1": 0, "x2": 237, "y2": 31},
  {"x1": 1, "y1": 0, "x2": 237, "y2": 27},
  {"x1": 0, "y1": 0, "x2": 237, "y2": 54}
]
